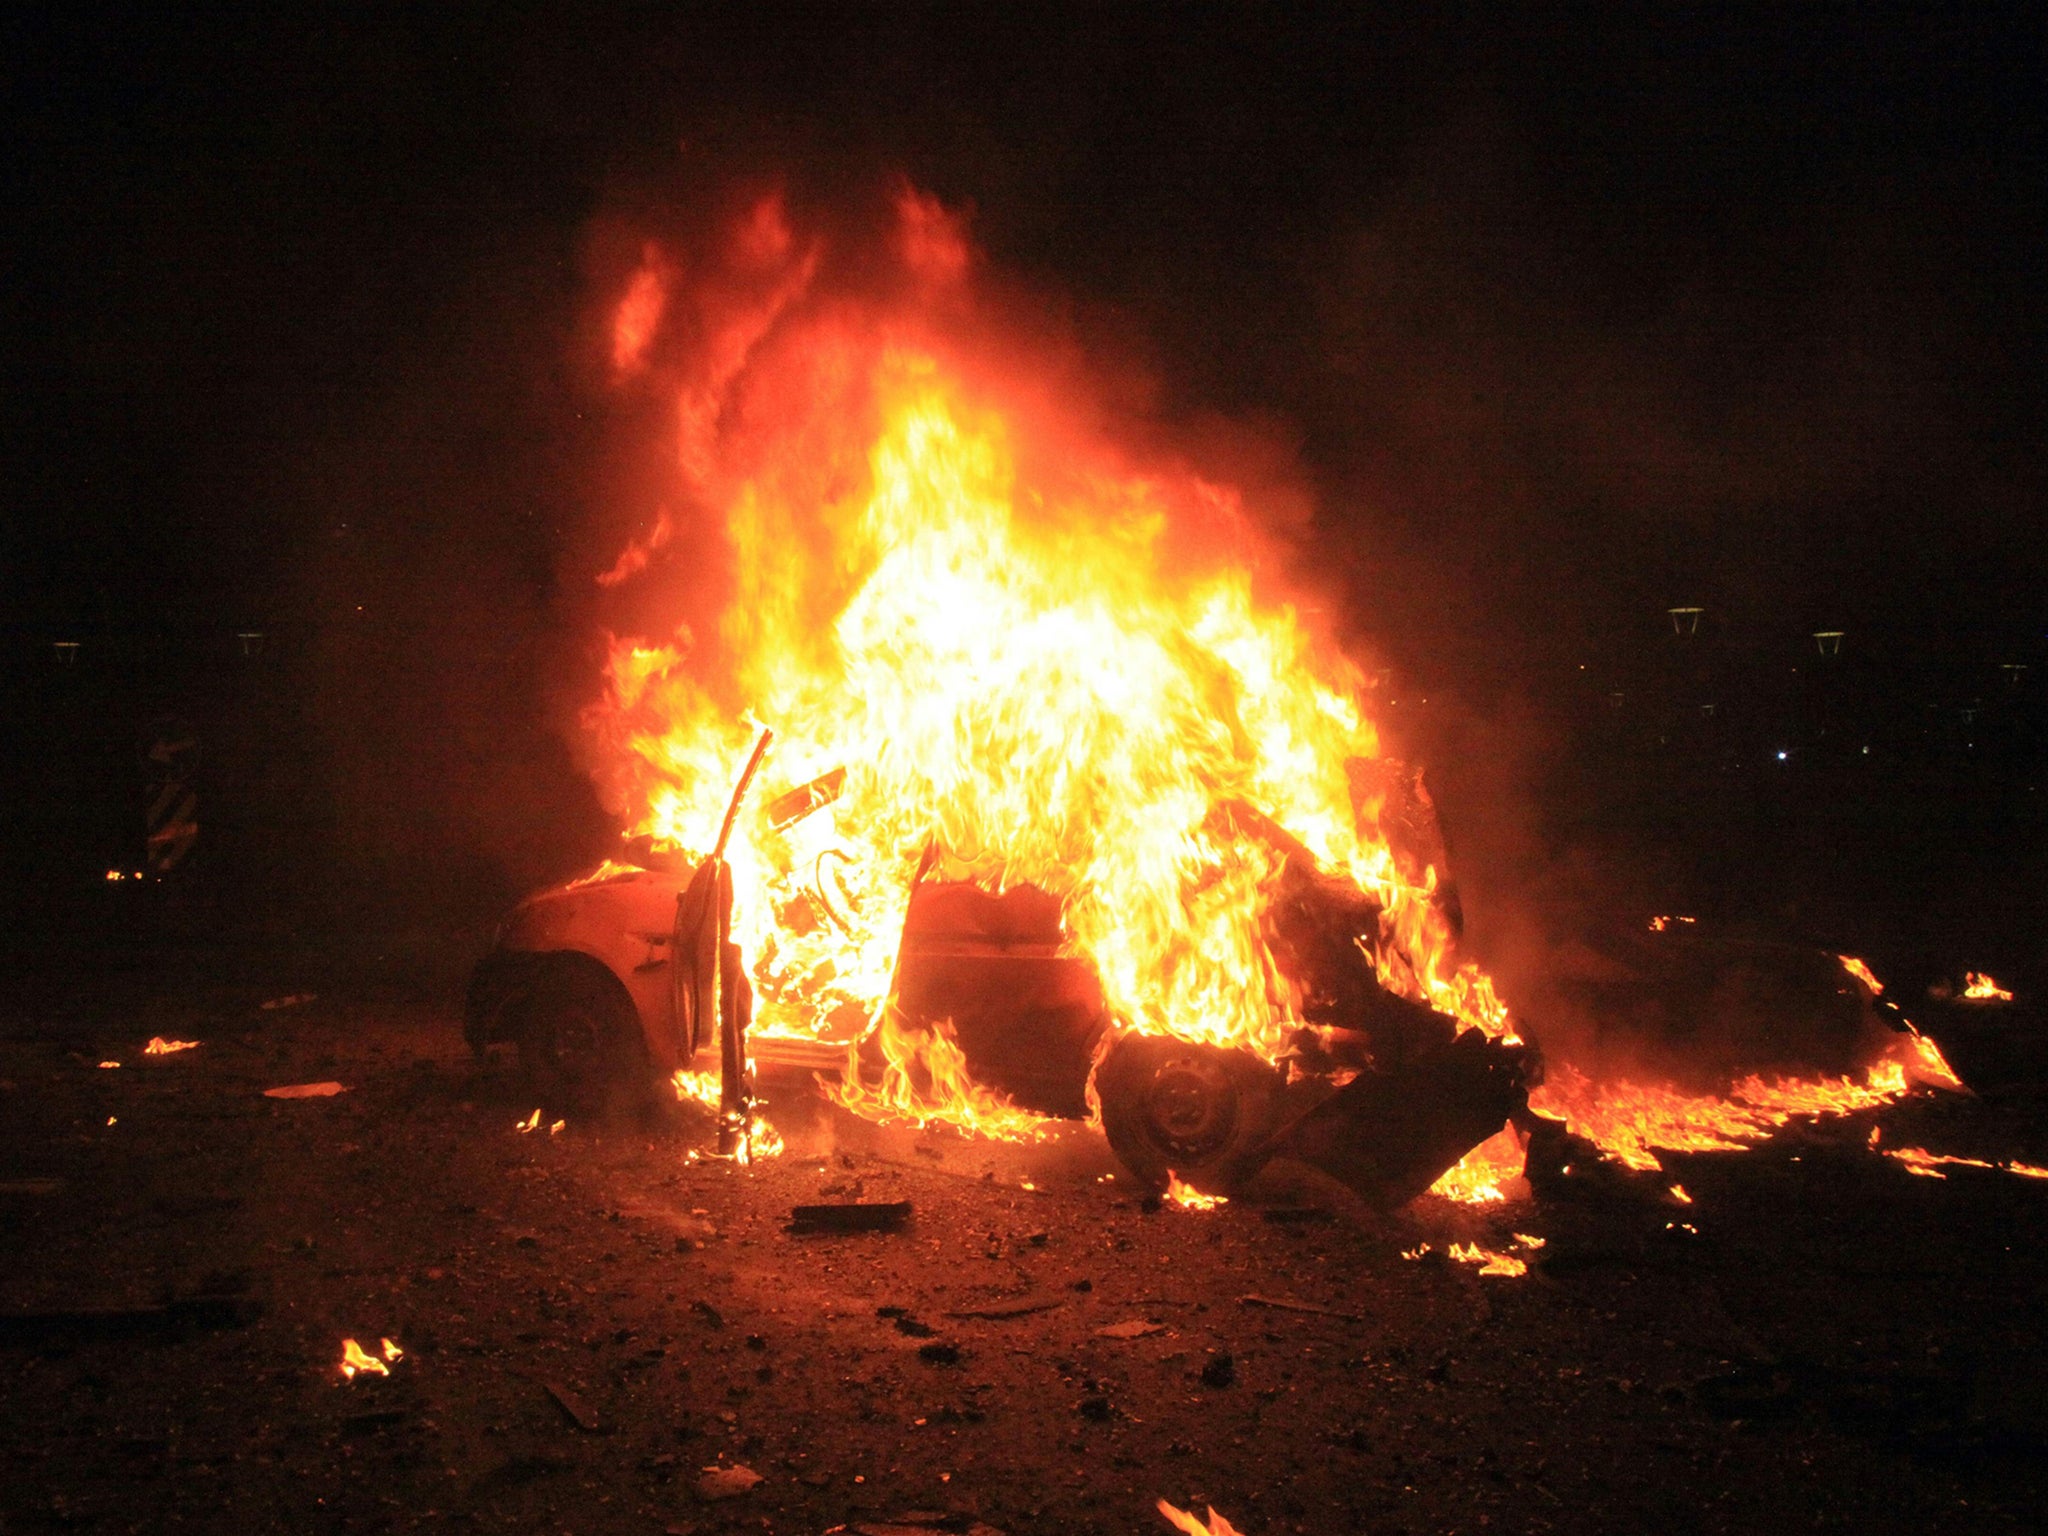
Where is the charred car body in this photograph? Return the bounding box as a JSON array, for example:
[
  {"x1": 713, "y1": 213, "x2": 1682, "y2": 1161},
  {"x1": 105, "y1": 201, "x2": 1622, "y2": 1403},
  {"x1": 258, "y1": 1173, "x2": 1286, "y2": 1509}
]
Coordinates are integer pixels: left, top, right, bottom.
[{"x1": 469, "y1": 751, "x2": 1538, "y2": 1205}]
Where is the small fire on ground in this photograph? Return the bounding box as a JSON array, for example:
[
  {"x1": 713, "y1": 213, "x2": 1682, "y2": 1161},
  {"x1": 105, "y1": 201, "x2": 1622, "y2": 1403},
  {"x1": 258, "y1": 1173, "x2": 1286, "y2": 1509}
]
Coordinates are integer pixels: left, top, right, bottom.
[
  {"x1": 339, "y1": 1337, "x2": 403, "y2": 1381},
  {"x1": 1158, "y1": 1499, "x2": 1245, "y2": 1536}
]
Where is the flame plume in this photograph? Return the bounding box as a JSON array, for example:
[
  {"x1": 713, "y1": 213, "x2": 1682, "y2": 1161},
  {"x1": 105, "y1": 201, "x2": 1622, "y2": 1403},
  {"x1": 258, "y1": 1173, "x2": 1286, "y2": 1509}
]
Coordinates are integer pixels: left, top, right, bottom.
[{"x1": 584, "y1": 189, "x2": 1504, "y2": 1137}]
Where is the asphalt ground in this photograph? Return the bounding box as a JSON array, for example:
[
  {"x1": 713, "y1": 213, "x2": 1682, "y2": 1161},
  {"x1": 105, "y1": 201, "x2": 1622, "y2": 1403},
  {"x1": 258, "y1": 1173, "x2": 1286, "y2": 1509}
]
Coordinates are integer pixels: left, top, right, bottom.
[{"x1": 2, "y1": 948, "x2": 2046, "y2": 1536}]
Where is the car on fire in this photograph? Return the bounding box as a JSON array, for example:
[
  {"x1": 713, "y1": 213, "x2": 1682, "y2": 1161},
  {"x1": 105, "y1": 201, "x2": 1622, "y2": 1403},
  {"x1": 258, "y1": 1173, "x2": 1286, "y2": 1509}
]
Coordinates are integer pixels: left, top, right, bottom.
[{"x1": 465, "y1": 756, "x2": 1537, "y2": 1204}]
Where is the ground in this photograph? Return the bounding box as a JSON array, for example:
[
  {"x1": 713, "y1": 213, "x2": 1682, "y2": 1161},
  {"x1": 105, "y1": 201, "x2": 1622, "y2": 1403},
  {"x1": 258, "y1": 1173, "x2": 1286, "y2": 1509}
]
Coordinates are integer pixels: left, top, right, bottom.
[{"x1": 3, "y1": 942, "x2": 2046, "y2": 1536}]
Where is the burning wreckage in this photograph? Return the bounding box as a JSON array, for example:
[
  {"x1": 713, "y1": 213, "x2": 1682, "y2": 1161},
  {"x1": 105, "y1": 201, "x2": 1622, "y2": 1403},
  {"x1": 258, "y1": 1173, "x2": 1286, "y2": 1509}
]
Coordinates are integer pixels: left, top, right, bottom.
[
  {"x1": 467, "y1": 735, "x2": 1952, "y2": 1209},
  {"x1": 468, "y1": 188, "x2": 1967, "y2": 1210},
  {"x1": 472, "y1": 744, "x2": 1536, "y2": 1206}
]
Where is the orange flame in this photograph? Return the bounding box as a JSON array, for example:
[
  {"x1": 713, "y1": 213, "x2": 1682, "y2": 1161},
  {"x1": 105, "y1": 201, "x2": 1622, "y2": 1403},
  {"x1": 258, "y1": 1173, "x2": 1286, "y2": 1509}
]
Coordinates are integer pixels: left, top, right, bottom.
[
  {"x1": 1449, "y1": 1241, "x2": 1529, "y2": 1277},
  {"x1": 1427, "y1": 1122, "x2": 1526, "y2": 1203},
  {"x1": 829, "y1": 1014, "x2": 1055, "y2": 1142},
  {"x1": 610, "y1": 245, "x2": 668, "y2": 377},
  {"x1": 1838, "y1": 954, "x2": 1884, "y2": 995},
  {"x1": 1157, "y1": 1500, "x2": 1245, "y2": 1536},
  {"x1": 143, "y1": 1037, "x2": 200, "y2": 1055},
  {"x1": 584, "y1": 189, "x2": 1512, "y2": 1142},
  {"x1": 1962, "y1": 971, "x2": 2014, "y2": 1002},
  {"x1": 1163, "y1": 1173, "x2": 1227, "y2": 1212},
  {"x1": 339, "y1": 1338, "x2": 388, "y2": 1380},
  {"x1": 1525, "y1": 1039, "x2": 1953, "y2": 1176}
]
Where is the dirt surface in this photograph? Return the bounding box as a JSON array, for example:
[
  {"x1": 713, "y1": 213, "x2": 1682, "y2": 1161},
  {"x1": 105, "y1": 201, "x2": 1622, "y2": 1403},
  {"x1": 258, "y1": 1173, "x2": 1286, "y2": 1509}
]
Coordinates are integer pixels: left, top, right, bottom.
[{"x1": 4, "y1": 948, "x2": 2047, "y2": 1536}]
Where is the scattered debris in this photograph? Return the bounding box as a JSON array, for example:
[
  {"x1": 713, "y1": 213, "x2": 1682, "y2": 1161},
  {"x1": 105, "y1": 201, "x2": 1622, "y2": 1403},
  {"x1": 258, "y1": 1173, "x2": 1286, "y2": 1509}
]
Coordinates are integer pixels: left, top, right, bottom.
[
  {"x1": 693, "y1": 1463, "x2": 763, "y2": 1500},
  {"x1": 1199, "y1": 1353, "x2": 1235, "y2": 1388},
  {"x1": 917, "y1": 1341, "x2": 962, "y2": 1364},
  {"x1": 789, "y1": 1200, "x2": 912, "y2": 1234},
  {"x1": 691, "y1": 1300, "x2": 725, "y2": 1329},
  {"x1": 1096, "y1": 1319, "x2": 1166, "y2": 1339},
  {"x1": 543, "y1": 1379, "x2": 603, "y2": 1432},
  {"x1": 943, "y1": 1299, "x2": 1063, "y2": 1320},
  {"x1": 1239, "y1": 1293, "x2": 1362, "y2": 1322},
  {"x1": 263, "y1": 1081, "x2": 347, "y2": 1099},
  {"x1": 260, "y1": 994, "x2": 317, "y2": 1011}
]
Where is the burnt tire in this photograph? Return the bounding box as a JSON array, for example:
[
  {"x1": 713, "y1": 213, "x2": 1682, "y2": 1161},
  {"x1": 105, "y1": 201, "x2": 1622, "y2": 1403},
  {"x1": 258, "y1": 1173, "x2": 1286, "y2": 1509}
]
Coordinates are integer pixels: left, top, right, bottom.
[
  {"x1": 516, "y1": 962, "x2": 649, "y2": 1120},
  {"x1": 1095, "y1": 1033, "x2": 1285, "y2": 1196}
]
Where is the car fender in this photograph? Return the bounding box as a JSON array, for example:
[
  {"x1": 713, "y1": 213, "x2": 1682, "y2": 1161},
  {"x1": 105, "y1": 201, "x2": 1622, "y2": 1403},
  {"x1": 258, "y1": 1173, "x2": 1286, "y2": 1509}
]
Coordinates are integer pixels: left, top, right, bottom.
[{"x1": 479, "y1": 867, "x2": 695, "y2": 1073}]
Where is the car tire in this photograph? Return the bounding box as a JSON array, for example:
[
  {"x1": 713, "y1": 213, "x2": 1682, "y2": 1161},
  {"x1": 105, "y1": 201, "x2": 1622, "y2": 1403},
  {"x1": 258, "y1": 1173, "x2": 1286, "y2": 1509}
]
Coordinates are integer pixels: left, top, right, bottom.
[
  {"x1": 1095, "y1": 1033, "x2": 1286, "y2": 1196},
  {"x1": 516, "y1": 962, "x2": 649, "y2": 1120}
]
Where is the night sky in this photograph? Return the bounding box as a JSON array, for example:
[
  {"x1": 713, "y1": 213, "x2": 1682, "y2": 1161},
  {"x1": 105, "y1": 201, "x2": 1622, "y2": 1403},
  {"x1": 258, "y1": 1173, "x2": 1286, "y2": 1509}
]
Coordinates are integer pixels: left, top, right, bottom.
[{"x1": 4, "y1": 5, "x2": 2044, "y2": 932}]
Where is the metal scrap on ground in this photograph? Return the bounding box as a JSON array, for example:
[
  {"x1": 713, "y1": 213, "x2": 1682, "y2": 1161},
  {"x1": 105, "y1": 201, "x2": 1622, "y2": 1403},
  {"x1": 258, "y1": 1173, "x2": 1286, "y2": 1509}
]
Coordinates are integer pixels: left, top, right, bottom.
[{"x1": 1238, "y1": 1293, "x2": 1363, "y2": 1322}]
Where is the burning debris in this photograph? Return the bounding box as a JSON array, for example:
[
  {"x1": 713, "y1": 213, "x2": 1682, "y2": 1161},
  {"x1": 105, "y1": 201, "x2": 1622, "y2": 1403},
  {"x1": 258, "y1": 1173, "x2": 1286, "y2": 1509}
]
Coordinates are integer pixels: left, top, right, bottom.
[
  {"x1": 142, "y1": 1037, "x2": 200, "y2": 1055},
  {"x1": 338, "y1": 1337, "x2": 403, "y2": 1381},
  {"x1": 1959, "y1": 971, "x2": 2015, "y2": 1003}
]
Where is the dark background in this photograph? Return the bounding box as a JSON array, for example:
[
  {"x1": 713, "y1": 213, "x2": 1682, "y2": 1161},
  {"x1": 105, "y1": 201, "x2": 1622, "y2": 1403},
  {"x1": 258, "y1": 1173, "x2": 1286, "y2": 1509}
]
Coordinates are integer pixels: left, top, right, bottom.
[{"x1": 3, "y1": 6, "x2": 2042, "y2": 994}]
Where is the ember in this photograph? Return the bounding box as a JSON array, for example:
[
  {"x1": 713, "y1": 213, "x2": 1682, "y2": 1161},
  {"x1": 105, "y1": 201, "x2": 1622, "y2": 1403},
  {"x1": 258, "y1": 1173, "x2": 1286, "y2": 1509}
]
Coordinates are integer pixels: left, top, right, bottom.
[{"x1": 142, "y1": 1037, "x2": 199, "y2": 1056}]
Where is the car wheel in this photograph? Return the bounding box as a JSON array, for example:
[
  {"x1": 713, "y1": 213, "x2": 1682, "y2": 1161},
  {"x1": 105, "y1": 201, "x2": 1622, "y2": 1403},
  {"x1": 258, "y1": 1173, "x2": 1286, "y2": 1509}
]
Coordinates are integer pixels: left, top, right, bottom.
[
  {"x1": 516, "y1": 963, "x2": 647, "y2": 1119},
  {"x1": 1095, "y1": 1033, "x2": 1285, "y2": 1196}
]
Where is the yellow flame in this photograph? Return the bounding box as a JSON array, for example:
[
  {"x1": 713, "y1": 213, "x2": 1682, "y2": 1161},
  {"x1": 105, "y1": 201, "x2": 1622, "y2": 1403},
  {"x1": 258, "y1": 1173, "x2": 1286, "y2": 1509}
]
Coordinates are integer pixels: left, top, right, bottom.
[
  {"x1": 1163, "y1": 1173, "x2": 1227, "y2": 1211},
  {"x1": 1428, "y1": 1122, "x2": 1525, "y2": 1204},
  {"x1": 1838, "y1": 954, "x2": 1883, "y2": 994},
  {"x1": 516, "y1": 1108, "x2": 542, "y2": 1133},
  {"x1": 1448, "y1": 1241, "x2": 1528, "y2": 1277},
  {"x1": 1962, "y1": 971, "x2": 2014, "y2": 1002},
  {"x1": 340, "y1": 1339, "x2": 388, "y2": 1380},
  {"x1": 1157, "y1": 1500, "x2": 1245, "y2": 1536},
  {"x1": 1527, "y1": 1032, "x2": 1962, "y2": 1176},
  {"x1": 829, "y1": 1013, "x2": 1056, "y2": 1142},
  {"x1": 672, "y1": 1068, "x2": 721, "y2": 1107}
]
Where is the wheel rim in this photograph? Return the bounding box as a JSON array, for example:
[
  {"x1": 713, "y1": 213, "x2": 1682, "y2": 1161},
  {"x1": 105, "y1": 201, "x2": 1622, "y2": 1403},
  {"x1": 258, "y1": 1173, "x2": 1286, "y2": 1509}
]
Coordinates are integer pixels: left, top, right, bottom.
[{"x1": 1141, "y1": 1053, "x2": 1239, "y2": 1164}]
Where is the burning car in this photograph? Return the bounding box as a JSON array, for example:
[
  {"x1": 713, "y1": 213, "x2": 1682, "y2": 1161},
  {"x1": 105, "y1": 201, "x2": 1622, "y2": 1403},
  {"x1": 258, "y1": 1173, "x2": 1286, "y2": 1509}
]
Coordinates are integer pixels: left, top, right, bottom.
[
  {"x1": 467, "y1": 188, "x2": 1966, "y2": 1208},
  {"x1": 468, "y1": 742, "x2": 1532, "y2": 1203}
]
